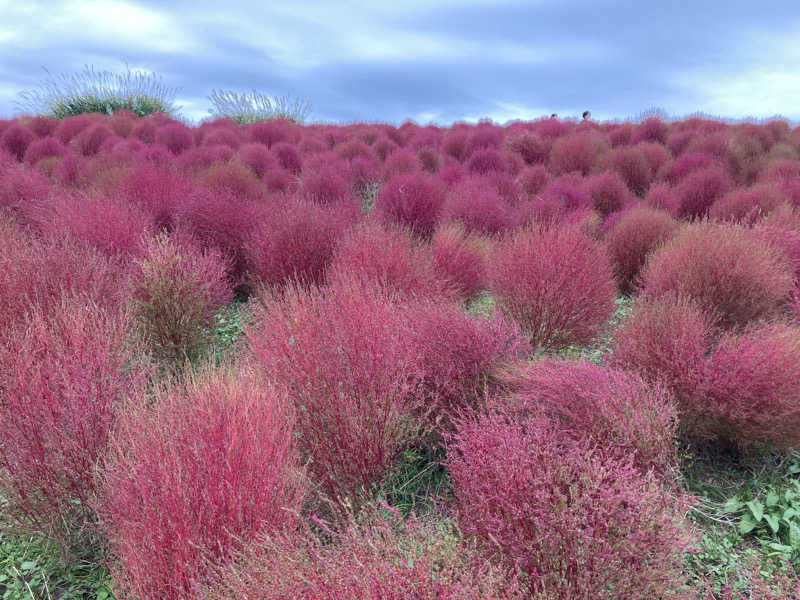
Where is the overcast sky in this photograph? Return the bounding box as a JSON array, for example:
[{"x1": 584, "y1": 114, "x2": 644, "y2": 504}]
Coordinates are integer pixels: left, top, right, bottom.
[{"x1": 1, "y1": 0, "x2": 799, "y2": 125}]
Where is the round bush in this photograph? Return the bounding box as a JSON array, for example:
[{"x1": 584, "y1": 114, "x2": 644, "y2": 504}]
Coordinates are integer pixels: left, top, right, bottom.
[
  {"x1": 639, "y1": 222, "x2": 795, "y2": 329},
  {"x1": 374, "y1": 172, "x2": 446, "y2": 238},
  {"x1": 430, "y1": 222, "x2": 489, "y2": 301},
  {"x1": 446, "y1": 410, "x2": 694, "y2": 599},
  {"x1": 489, "y1": 225, "x2": 616, "y2": 350}
]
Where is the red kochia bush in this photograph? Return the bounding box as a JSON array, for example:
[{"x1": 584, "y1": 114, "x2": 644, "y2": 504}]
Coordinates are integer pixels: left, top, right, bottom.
[
  {"x1": 98, "y1": 367, "x2": 304, "y2": 600},
  {"x1": 155, "y1": 123, "x2": 194, "y2": 154},
  {"x1": 23, "y1": 136, "x2": 67, "y2": 165},
  {"x1": 441, "y1": 176, "x2": 518, "y2": 235},
  {"x1": 675, "y1": 165, "x2": 732, "y2": 218},
  {"x1": 236, "y1": 142, "x2": 277, "y2": 179},
  {"x1": 639, "y1": 222, "x2": 795, "y2": 329},
  {"x1": 246, "y1": 276, "x2": 427, "y2": 501},
  {"x1": 585, "y1": 170, "x2": 632, "y2": 216},
  {"x1": 327, "y1": 223, "x2": 448, "y2": 300},
  {"x1": 119, "y1": 163, "x2": 193, "y2": 230},
  {"x1": 603, "y1": 146, "x2": 653, "y2": 196},
  {"x1": 609, "y1": 294, "x2": 714, "y2": 407},
  {"x1": 0, "y1": 299, "x2": 138, "y2": 542},
  {"x1": 248, "y1": 119, "x2": 288, "y2": 147},
  {"x1": 1, "y1": 123, "x2": 35, "y2": 161},
  {"x1": 505, "y1": 131, "x2": 549, "y2": 165},
  {"x1": 203, "y1": 506, "x2": 524, "y2": 600},
  {"x1": 75, "y1": 123, "x2": 113, "y2": 156},
  {"x1": 447, "y1": 410, "x2": 694, "y2": 599},
  {"x1": 467, "y1": 148, "x2": 508, "y2": 175},
  {"x1": 498, "y1": 359, "x2": 678, "y2": 473},
  {"x1": 271, "y1": 141, "x2": 303, "y2": 174},
  {"x1": 300, "y1": 167, "x2": 354, "y2": 204},
  {"x1": 708, "y1": 183, "x2": 786, "y2": 224},
  {"x1": 689, "y1": 324, "x2": 800, "y2": 449},
  {"x1": 245, "y1": 197, "x2": 355, "y2": 290},
  {"x1": 430, "y1": 222, "x2": 489, "y2": 300},
  {"x1": 489, "y1": 225, "x2": 616, "y2": 350},
  {"x1": 374, "y1": 172, "x2": 446, "y2": 238},
  {"x1": 605, "y1": 205, "x2": 678, "y2": 294},
  {"x1": 548, "y1": 131, "x2": 607, "y2": 176},
  {"x1": 196, "y1": 160, "x2": 265, "y2": 201},
  {"x1": 131, "y1": 231, "x2": 233, "y2": 365}
]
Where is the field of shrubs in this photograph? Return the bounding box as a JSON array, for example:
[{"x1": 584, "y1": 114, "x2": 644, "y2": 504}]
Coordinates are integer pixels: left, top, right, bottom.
[{"x1": 2, "y1": 110, "x2": 800, "y2": 598}]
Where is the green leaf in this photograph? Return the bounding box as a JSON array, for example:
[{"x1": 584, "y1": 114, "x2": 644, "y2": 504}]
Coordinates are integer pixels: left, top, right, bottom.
[
  {"x1": 767, "y1": 541, "x2": 794, "y2": 554},
  {"x1": 19, "y1": 560, "x2": 36, "y2": 571},
  {"x1": 747, "y1": 500, "x2": 764, "y2": 522},
  {"x1": 765, "y1": 513, "x2": 780, "y2": 534},
  {"x1": 722, "y1": 497, "x2": 744, "y2": 513},
  {"x1": 740, "y1": 513, "x2": 758, "y2": 534},
  {"x1": 784, "y1": 507, "x2": 798, "y2": 521},
  {"x1": 790, "y1": 522, "x2": 800, "y2": 547},
  {"x1": 766, "y1": 491, "x2": 780, "y2": 507}
]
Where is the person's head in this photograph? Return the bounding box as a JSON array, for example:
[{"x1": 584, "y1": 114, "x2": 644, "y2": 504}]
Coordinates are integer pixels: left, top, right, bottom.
[
  {"x1": 550, "y1": 113, "x2": 558, "y2": 119},
  {"x1": 582, "y1": 110, "x2": 591, "y2": 120}
]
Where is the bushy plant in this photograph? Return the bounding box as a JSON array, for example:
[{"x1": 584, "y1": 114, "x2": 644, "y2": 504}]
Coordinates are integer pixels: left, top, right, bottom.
[
  {"x1": 0, "y1": 298, "x2": 139, "y2": 545},
  {"x1": 374, "y1": 172, "x2": 446, "y2": 238},
  {"x1": 609, "y1": 293, "x2": 714, "y2": 405},
  {"x1": 675, "y1": 165, "x2": 733, "y2": 218},
  {"x1": 130, "y1": 230, "x2": 233, "y2": 366},
  {"x1": 98, "y1": 366, "x2": 304, "y2": 600},
  {"x1": 694, "y1": 323, "x2": 800, "y2": 449},
  {"x1": 489, "y1": 225, "x2": 616, "y2": 350},
  {"x1": 639, "y1": 222, "x2": 795, "y2": 329},
  {"x1": 709, "y1": 184, "x2": 786, "y2": 224},
  {"x1": 430, "y1": 222, "x2": 489, "y2": 301},
  {"x1": 604, "y1": 205, "x2": 678, "y2": 294},
  {"x1": 603, "y1": 146, "x2": 653, "y2": 195},
  {"x1": 548, "y1": 131, "x2": 608, "y2": 176},
  {"x1": 0, "y1": 123, "x2": 36, "y2": 161},
  {"x1": 584, "y1": 170, "x2": 632, "y2": 216},
  {"x1": 271, "y1": 141, "x2": 303, "y2": 174},
  {"x1": 467, "y1": 148, "x2": 509, "y2": 175},
  {"x1": 245, "y1": 197, "x2": 355, "y2": 290},
  {"x1": 327, "y1": 222, "x2": 448, "y2": 300},
  {"x1": 498, "y1": 358, "x2": 678, "y2": 473},
  {"x1": 202, "y1": 505, "x2": 524, "y2": 600},
  {"x1": 441, "y1": 176, "x2": 518, "y2": 235},
  {"x1": 446, "y1": 410, "x2": 694, "y2": 599},
  {"x1": 207, "y1": 89, "x2": 311, "y2": 124},
  {"x1": 155, "y1": 122, "x2": 194, "y2": 154},
  {"x1": 23, "y1": 135, "x2": 67, "y2": 165},
  {"x1": 15, "y1": 65, "x2": 179, "y2": 117}
]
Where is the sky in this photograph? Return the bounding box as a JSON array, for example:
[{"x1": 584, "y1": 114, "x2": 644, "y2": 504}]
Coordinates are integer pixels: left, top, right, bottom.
[{"x1": 1, "y1": 0, "x2": 799, "y2": 125}]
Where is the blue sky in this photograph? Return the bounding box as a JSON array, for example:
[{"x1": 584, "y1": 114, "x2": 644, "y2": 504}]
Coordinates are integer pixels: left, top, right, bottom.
[{"x1": 1, "y1": 0, "x2": 799, "y2": 124}]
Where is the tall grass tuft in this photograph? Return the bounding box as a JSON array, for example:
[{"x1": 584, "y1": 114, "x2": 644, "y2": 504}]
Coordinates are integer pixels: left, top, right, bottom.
[{"x1": 207, "y1": 89, "x2": 311, "y2": 124}]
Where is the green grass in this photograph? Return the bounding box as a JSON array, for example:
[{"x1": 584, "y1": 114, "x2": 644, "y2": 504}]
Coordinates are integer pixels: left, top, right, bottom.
[
  {"x1": 207, "y1": 89, "x2": 311, "y2": 124},
  {"x1": 0, "y1": 532, "x2": 113, "y2": 600}
]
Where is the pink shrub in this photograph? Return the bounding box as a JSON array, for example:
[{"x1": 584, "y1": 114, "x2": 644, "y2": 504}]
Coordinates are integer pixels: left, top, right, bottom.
[
  {"x1": 300, "y1": 167, "x2": 354, "y2": 204},
  {"x1": 644, "y1": 181, "x2": 681, "y2": 217},
  {"x1": 608, "y1": 122, "x2": 633, "y2": 147},
  {"x1": 751, "y1": 223, "x2": 800, "y2": 282},
  {"x1": 203, "y1": 506, "x2": 523, "y2": 600},
  {"x1": 1, "y1": 122, "x2": 36, "y2": 161},
  {"x1": 605, "y1": 205, "x2": 679, "y2": 293},
  {"x1": 675, "y1": 165, "x2": 733, "y2": 218},
  {"x1": 489, "y1": 225, "x2": 616, "y2": 350},
  {"x1": 23, "y1": 136, "x2": 67, "y2": 165},
  {"x1": 467, "y1": 148, "x2": 508, "y2": 175},
  {"x1": 408, "y1": 301, "x2": 529, "y2": 426},
  {"x1": 98, "y1": 367, "x2": 303, "y2": 600},
  {"x1": 709, "y1": 183, "x2": 786, "y2": 224},
  {"x1": 383, "y1": 148, "x2": 420, "y2": 178},
  {"x1": 0, "y1": 164, "x2": 51, "y2": 212},
  {"x1": 327, "y1": 222, "x2": 447, "y2": 299},
  {"x1": 107, "y1": 111, "x2": 136, "y2": 137},
  {"x1": 442, "y1": 128, "x2": 470, "y2": 162},
  {"x1": 540, "y1": 173, "x2": 592, "y2": 212},
  {"x1": 447, "y1": 410, "x2": 694, "y2": 599},
  {"x1": 505, "y1": 131, "x2": 549, "y2": 165},
  {"x1": 659, "y1": 151, "x2": 715, "y2": 185},
  {"x1": 373, "y1": 135, "x2": 399, "y2": 162},
  {"x1": 236, "y1": 143, "x2": 277, "y2": 179},
  {"x1": 25, "y1": 116, "x2": 59, "y2": 138},
  {"x1": 631, "y1": 117, "x2": 669, "y2": 144},
  {"x1": 666, "y1": 130, "x2": 694, "y2": 156},
  {"x1": 55, "y1": 114, "x2": 94, "y2": 144},
  {"x1": 549, "y1": 131, "x2": 607, "y2": 175},
  {"x1": 196, "y1": 160, "x2": 265, "y2": 202},
  {"x1": 468, "y1": 125, "x2": 503, "y2": 152},
  {"x1": 609, "y1": 294, "x2": 715, "y2": 405},
  {"x1": 119, "y1": 163, "x2": 193, "y2": 229},
  {"x1": 441, "y1": 176, "x2": 518, "y2": 235},
  {"x1": 201, "y1": 126, "x2": 241, "y2": 150},
  {"x1": 131, "y1": 231, "x2": 233, "y2": 364},
  {"x1": 639, "y1": 222, "x2": 795, "y2": 328},
  {"x1": 177, "y1": 187, "x2": 262, "y2": 283},
  {"x1": 431, "y1": 222, "x2": 489, "y2": 300},
  {"x1": 0, "y1": 299, "x2": 139, "y2": 542},
  {"x1": 517, "y1": 164, "x2": 550, "y2": 197},
  {"x1": 245, "y1": 197, "x2": 354, "y2": 289},
  {"x1": 40, "y1": 192, "x2": 152, "y2": 258},
  {"x1": 246, "y1": 276, "x2": 427, "y2": 500},
  {"x1": 374, "y1": 172, "x2": 446, "y2": 237},
  {"x1": 637, "y1": 141, "x2": 672, "y2": 175},
  {"x1": 248, "y1": 119, "x2": 288, "y2": 147},
  {"x1": 585, "y1": 170, "x2": 633, "y2": 216},
  {"x1": 177, "y1": 145, "x2": 234, "y2": 172},
  {"x1": 499, "y1": 359, "x2": 678, "y2": 472},
  {"x1": 155, "y1": 123, "x2": 194, "y2": 154},
  {"x1": 75, "y1": 123, "x2": 113, "y2": 156},
  {"x1": 694, "y1": 324, "x2": 800, "y2": 449},
  {"x1": 417, "y1": 145, "x2": 442, "y2": 173},
  {"x1": 530, "y1": 117, "x2": 571, "y2": 139},
  {"x1": 603, "y1": 146, "x2": 653, "y2": 196},
  {"x1": 271, "y1": 141, "x2": 303, "y2": 174}
]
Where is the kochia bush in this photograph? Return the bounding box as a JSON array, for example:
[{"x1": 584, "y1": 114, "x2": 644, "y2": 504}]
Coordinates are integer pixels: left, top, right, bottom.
[
  {"x1": 639, "y1": 222, "x2": 795, "y2": 329},
  {"x1": 489, "y1": 225, "x2": 616, "y2": 350},
  {"x1": 446, "y1": 410, "x2": 694, "y2": 599},
  {"x1": 374, "y1": 172, "x2": 446, "y2": 238},
  {"x1": 98, "y1": 367, "x2": 304, "y2": 600},
  {"x1": 430, "y1": 222, "x2": 489, "y2": 301}
]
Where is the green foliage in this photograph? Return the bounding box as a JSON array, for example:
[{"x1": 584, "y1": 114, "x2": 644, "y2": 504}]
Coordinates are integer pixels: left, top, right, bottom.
[
  {"x1": 15, "y1": 64, "x2": 179, "y2": 118},
  {"x1": 465, "y1": 290, "x2": 495, "y2": 317},
  {"x1": 0, "y1": 532, "x2": 113, "y2": 600},
  {"x1": 211, "y1": 301, "x2": 252, "y2": 364},
  {"x1": 207, "y1": 89, "x2": 311, "y2": 124},
  {"x1": 376, "y1": 447, "x2": 449, "y2": 517}
]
